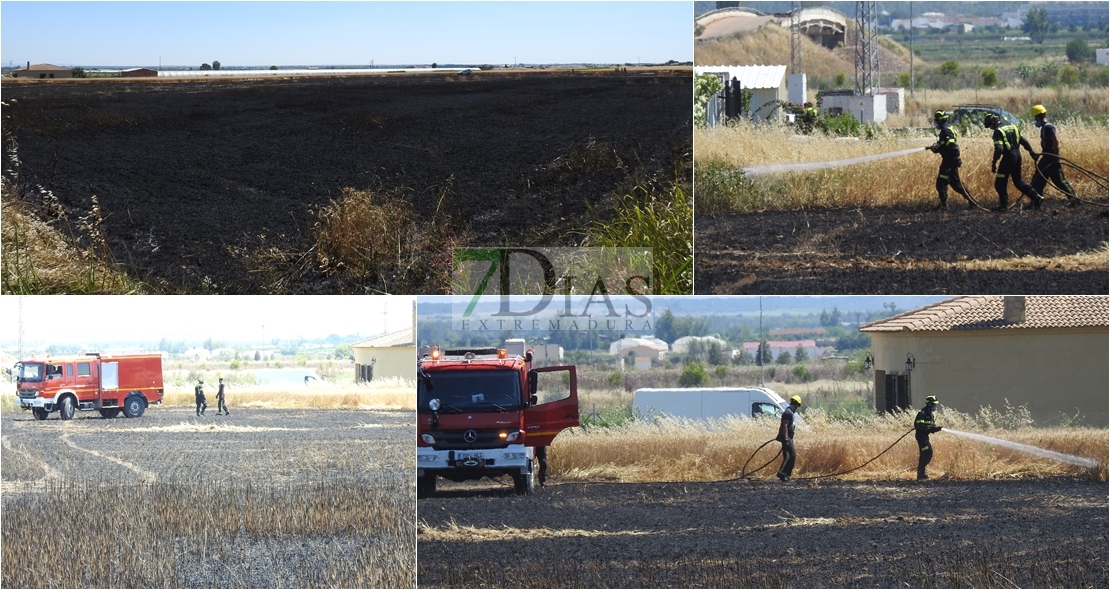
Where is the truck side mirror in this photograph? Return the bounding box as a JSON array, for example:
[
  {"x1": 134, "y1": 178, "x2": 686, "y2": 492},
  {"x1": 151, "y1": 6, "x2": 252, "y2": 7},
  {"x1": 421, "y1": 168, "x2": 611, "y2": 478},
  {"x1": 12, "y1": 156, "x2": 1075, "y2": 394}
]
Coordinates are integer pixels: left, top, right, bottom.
[
  {"x1": 527, "y1": 370, "x2": 538, "y2": 394},
  {"x1": 530, "y1": 395, "x2": 538, "y2": 407}
]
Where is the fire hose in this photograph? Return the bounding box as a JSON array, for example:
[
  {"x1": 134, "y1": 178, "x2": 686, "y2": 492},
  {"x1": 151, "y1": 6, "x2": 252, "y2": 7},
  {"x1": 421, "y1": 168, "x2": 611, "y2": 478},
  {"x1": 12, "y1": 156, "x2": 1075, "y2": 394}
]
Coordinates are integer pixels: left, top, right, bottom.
[
  {"x1": 732, "y1": 428, "x2": 916, "y2": 482},
  {"x1": 540, "y1": 428, "x2": 919, "y2": 489},
  {"x1": 1030, "y1": 153, "x2": 1110, "y2": 208}
]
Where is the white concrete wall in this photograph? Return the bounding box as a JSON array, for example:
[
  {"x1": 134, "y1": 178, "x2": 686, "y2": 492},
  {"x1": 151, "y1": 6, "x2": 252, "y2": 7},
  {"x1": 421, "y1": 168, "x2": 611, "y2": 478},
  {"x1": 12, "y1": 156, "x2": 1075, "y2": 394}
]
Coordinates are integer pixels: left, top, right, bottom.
[{"x1": 821, "y1": 93, "x2": 887, "y2": 123}]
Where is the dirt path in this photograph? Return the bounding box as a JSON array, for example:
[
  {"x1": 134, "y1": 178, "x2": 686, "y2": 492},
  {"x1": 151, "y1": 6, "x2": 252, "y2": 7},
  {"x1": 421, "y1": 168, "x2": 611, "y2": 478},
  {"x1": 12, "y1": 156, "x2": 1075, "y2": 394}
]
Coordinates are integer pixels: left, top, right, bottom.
[
  {"x1": 418, "y1": 477, "x2": 1108, "y2": 588},
  {"x1": 696, "y1": 204, "x2": 1108, "y2": 294}
]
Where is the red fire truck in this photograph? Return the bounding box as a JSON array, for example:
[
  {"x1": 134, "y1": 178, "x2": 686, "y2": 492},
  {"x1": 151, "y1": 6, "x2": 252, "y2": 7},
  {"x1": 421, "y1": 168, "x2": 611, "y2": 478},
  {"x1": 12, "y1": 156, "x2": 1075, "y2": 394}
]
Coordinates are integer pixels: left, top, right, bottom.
[
  {"x1": 417, "y1": 346, "x2": 579, "y2": 497},
  {"x1": 14, "y1": 353, "x2": 164, "y2": 420}
]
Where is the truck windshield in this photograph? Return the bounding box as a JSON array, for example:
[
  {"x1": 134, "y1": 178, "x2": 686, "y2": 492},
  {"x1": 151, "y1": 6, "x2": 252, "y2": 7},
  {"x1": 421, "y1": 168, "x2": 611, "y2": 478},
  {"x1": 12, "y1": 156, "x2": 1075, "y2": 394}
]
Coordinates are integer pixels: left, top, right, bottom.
[
  {"x1": 16, "y1": 363, "x2": 44, "y2": 383},
  {"x1": 418, "y1": 369, "x2": 522, "y2": 412}
]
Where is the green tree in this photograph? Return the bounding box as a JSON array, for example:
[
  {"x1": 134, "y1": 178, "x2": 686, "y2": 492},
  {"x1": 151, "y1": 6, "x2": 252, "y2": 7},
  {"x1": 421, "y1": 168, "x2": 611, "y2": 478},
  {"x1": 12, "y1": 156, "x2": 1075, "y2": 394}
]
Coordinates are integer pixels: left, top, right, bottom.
[
  {"x1": 792, "y1": 364, "x2": 813, "y2": 382},
  {"x1": 938, "y1": 60, "x2": 961, "y2": 79},
  {"x1": 71, "y1": 67, "x2": 87, "y2": 78},
  {"x1": 333, "y1": 344, "x2": 352, "y2": 359},
  {"x1": 1059, "y1": 65, "x2": 1080, "y2": 86},
  {"x1": 655, "y1": 309, "x2": 677, "y2": 343},
  {"x1": 981, "y1": 68, "x2": 999, "y2": 87},
  {"x1": 254, "y1": 350, "x2": 261, "y2": 361},
  {"x1": 794, "y1": 345, "x2": 809, "y2": 363},
  {"x1": 776, "y1": 350, "x2": 793, "y2": 365},
  {"x1": 695, "y1": 73, "x2": 724, "y2": 128},
  {"x1": 756, "y1": 339, "x2": 773, "y2": 366},
  {"x1": 707, "y1": 342, "x2": 728, "y2": 366},
  {"x1": 678, "y1": 361, "x2": 710, "y2": 387},
  {"x1": 732, "y1": 348, "x2": 753, "y2": 366},
  {"x1": 1023, "y1": 7, "x2": 1050, "y2": 44},
  {"x1": 1066, "y1": 37, "x2": 1093, "y2": 62},
  {"x1": 270, "y1": 65, "x2": 278, "y2": 70},
  {"x1": 834, "y1": 72, "x2": 846, "y2": 87}
]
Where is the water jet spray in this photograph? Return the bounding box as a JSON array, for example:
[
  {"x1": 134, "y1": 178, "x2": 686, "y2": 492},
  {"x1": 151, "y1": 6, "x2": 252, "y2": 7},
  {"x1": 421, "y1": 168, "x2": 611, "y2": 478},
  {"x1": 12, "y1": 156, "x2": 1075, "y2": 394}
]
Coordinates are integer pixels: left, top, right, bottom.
[{"x1": 944, "y1": 429, "x2": 1100, "y2": 469}]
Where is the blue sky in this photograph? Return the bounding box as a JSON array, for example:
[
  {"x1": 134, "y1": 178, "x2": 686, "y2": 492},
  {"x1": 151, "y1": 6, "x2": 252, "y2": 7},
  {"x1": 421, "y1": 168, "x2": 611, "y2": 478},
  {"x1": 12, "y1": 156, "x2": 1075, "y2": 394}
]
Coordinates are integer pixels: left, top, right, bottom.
[{"x1": 1, "y1": 1, "x2": 692, "y2": 68}]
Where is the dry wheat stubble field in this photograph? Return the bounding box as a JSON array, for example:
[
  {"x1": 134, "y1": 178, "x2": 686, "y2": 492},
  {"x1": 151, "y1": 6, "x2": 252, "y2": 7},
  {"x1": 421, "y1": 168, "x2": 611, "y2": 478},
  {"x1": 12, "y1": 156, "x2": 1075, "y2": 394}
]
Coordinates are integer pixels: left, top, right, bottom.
[
  {"x1": 2, "y1": 70, "x2": 692, "y2": 294},
  {"x1": 1, "y1": 404, "x2": 416, "y2": 588},
  {"x1": 694, "y1": 123, "x2": 1109, "y2": 295},
  {"x1": 419, "y1": 416, "x2": 1108, "y2": 588}
]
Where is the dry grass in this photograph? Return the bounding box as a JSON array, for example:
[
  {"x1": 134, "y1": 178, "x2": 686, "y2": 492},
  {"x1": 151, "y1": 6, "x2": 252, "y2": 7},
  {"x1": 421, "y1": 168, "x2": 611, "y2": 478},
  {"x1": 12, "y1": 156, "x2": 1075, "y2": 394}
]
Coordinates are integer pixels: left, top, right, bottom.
[
  {"x1": 161, "y1": 379, "x2": 416, "y2": 411},
  {"x1": 550, "y1": 409, "x2": 1107, "y2": 484},
  {"x1": 1, "y1": 477, "x2": 414, "y2": 588},
  {"x1": 1, "y1": 184, "x2": 145, "y2": 294},
  {"x1": 694, "y1": 121, "x2": 1109, "y2": 213},
  {"x1": 696, "y1": 24, "x2": 855, "y2": 83},
  {"x1": 235, "y1": 183, "x2": 462, "y2": 294}
]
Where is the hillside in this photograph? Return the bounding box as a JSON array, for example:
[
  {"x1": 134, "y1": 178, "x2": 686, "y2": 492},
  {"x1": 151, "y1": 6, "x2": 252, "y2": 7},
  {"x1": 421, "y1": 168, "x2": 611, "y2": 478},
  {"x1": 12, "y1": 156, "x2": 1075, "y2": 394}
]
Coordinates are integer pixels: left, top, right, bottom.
[{"x1": 695, "y1": 20, "x2": 918, "y2": 89}]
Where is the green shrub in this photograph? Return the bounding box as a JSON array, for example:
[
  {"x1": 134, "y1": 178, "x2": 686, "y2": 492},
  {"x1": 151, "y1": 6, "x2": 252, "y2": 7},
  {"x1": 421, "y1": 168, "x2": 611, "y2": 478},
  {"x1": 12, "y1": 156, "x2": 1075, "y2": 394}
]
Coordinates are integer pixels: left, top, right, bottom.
[
  {"x1": 821, "y1": 113, "x2": 861, "y2": 137},
  {"x1": 678, "y1": 361, "x2": 710, "y2": 387},
  {"x1": 607, "y1": 371, "x2": 622, "y2": 388}
]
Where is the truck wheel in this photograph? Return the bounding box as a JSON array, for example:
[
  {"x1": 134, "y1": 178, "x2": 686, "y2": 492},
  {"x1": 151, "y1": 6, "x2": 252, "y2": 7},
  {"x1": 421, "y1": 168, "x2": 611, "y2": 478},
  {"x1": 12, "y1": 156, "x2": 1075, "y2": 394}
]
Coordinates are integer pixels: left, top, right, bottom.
[
  {"x1": 122, "y1": 396, "x2": 146, "y2": 418},
  {"x1": 58, "y1": 396, "x2": 77, "y2": 421},
  {"x1": 32, "y1": 408, "x2": 50, "y2": 421},
  {"x1": 512, "y1": 471, "x2": 535, "y2": 495},
  {"x1": 417, "y1": 474, "x2": 436, "y2": 499},
  {"x1": 99, "y1": 408, "x2": 121, "y2": 419}
]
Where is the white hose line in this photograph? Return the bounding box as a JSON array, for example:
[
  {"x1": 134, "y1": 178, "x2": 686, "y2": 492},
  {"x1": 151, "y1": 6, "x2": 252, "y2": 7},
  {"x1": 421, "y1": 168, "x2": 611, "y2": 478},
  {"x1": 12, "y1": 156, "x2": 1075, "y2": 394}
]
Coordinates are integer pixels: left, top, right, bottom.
[{"x1": 741, "y1": 146, "x2": 928, "y2": 178}]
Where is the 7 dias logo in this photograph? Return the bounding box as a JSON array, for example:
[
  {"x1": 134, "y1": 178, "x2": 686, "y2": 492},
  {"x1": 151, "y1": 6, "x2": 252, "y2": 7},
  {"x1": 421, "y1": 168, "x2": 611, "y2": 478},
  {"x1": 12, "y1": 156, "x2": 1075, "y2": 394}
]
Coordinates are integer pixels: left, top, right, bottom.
[{"x1": 451, "y1": 247, "x2": 653, "y2": 331}]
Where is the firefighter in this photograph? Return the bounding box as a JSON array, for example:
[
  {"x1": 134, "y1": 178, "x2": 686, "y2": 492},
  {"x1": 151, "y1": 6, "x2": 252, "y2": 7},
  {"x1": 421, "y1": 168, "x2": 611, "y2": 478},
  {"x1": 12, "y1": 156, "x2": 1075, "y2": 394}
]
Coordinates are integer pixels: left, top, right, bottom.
[
  {"x1": 798, "y1": 101, "x2": 819, "y2": 134},
  {"x1": 915, "y1": 395, "x2": 943, "y2": 480},
  {"x1": 215, "y1": 377, "x2": 230, "y2": 416},
  {"x1": 926, "y1": 110, "x2": 976, "y2": 210},
  {"x1": 536, "y1": 446, "x2": 547, "y2": 487},
  {"x1": 194, "y1": 379, "x2": 207, "y2": 416},
  {"x1": 984, "y1": 113, "x2": 1044, "y2": 211},
  {"x1": 776, "y1": 395, "x2": 802, "y2": 482},
  {"x1": 1029, "y1": 104, "x2": 1081, "y2": 207}
]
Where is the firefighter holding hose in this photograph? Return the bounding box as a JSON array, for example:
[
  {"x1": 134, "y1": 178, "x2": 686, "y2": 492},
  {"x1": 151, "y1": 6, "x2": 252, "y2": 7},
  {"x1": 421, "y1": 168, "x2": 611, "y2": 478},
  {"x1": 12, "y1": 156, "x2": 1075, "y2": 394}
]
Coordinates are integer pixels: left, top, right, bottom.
[
  {"x1": 915, "y1": 395, "x2": 942, "y2": 480},
  {"x1": 1029, "y1": 104, "x2": 1081, "y2": 207},
  {"x1": 926, "y1": 110, "x2": 976, "y2": 210},
  {"x1": 776, "y1": 395, "x2": 802, "y2": 482},
  {"x1": 984, "y1": 114, "x2": 1044, "y2": 211}
]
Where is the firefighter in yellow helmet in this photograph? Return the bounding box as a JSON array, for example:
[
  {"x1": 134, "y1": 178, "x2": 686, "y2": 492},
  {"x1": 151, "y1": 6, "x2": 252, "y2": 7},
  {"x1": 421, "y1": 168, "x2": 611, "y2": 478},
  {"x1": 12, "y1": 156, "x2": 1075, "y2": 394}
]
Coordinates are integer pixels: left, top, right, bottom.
[
  {"x1": 984, "y1": 113, "x2": 1044, "y2": 211},
  {"x1": 915, "y1": 395, "x2": 942, "y2": 480},
  {"x1": 926, "y1": 110, "x2": 976, "y2": 210},
  {"x1": 776, "y1": 395, "x2": 802, "y2": 482},
  {"x1": 1029, "y1": 104, "x2": 1081, "y2": 207}
]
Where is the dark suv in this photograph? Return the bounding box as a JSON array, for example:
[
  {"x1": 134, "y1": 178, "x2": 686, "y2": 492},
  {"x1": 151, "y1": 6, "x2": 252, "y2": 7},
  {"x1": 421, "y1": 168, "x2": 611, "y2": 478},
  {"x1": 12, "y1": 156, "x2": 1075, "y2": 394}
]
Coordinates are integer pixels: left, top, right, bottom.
[{"x1": 949, "y1": 104, "x2": 1021, "y2": 130}]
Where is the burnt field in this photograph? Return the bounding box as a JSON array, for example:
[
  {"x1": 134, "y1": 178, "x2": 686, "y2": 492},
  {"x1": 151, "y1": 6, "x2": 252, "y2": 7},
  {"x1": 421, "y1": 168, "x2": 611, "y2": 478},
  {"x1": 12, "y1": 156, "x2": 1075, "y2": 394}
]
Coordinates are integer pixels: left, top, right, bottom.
[
  {"x1": 1, "y1": 406, "x2": 415, "y2": 588},
  {"x1": 696, "y1": 205, "x2": 1109, "y2": 294},
  {"x1": 418, "y1": 477, "x2": 1108, "y2": 588},
  {"x1": 2, "y1": 70, "x2": 691, "y2": 293}
]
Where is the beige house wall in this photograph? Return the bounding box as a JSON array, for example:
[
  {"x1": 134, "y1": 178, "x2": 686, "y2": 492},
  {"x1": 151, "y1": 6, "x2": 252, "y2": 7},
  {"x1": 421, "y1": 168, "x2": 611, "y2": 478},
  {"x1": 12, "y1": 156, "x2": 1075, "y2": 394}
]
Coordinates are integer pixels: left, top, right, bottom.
[
  {"x1": 870, "y1": 328, "x2": 1108, "y2": 425},
  {"x1": 13, "y1": 68, "x2": 73, "y2": 79},
  {"x1": 352, "y1": 346, "x2": 415, "y2": 382}
]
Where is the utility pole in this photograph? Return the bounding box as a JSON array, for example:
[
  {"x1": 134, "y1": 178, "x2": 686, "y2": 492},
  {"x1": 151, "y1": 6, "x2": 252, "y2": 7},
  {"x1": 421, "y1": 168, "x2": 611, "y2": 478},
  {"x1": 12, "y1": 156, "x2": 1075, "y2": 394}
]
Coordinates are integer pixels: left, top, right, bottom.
[
  {"x1": 759, "y1": 297, "x2": 765, "y2": 387},
  {"x1": 909, "y1": 1, "x2": 915, "y2": 97},
  {"x1": 854, "y1": 0, "x2": 879, "y2": 95},
  {"x1": 790, "y1": 1, "x2": 802, "y2": 75}
]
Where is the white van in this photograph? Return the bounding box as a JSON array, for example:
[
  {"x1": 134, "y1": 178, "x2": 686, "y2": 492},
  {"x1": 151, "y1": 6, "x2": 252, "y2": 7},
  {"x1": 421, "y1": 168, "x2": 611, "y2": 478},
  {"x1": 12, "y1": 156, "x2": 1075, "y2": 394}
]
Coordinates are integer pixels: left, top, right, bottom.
[{"x1": 633, "y1": 387, "x2": 790, "y2": 421}]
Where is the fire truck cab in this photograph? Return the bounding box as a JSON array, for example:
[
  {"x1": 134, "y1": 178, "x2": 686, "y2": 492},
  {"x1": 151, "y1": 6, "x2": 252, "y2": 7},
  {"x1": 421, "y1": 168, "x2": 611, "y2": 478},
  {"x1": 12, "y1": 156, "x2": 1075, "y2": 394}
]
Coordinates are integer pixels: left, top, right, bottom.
[
  {"x1": 14, "y1": 353, "x2": 164, "y2": 420},
  {"x1": 417, "y1": 347, "x2": 579, "y2": 497}
]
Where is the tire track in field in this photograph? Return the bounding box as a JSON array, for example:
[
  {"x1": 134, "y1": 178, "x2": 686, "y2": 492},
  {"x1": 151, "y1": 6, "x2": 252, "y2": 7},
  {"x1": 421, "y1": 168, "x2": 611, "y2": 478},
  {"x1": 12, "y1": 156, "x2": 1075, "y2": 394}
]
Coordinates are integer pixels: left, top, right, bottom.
[
  {"x1": 59, "y1": 430, "x2": 159, "y2": 482},
  {"x1": 2, "y1": 433, "x2": 64, "y2": 493}
]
